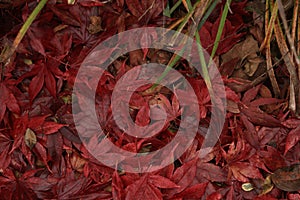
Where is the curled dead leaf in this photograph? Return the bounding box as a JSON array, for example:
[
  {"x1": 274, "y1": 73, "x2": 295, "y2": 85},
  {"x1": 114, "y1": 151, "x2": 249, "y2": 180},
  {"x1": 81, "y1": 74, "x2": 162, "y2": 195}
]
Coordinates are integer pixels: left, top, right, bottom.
[
  {"x1": 271, "y1": 164, "x2": 300, "y2": 192},
  {"x1": 259, "y1": 175, "x2": 274, "y2": 195},
  {"x1": 242, "y1": 183, "x2": 254, "y2": 191},
  {"x1": 70, "y1": 152, "x2": 87, "y2": 172},
  {"x1": 247, "y1": 175, "x2": 274, "y2": 195},
  {"x1": 221, "y1": 35, "x2": 259, "y2": 64},
  {"x1": 243, "y1": 56, "x2": 264, "y2": 77},
  {"x1": 25, "y1": 128, "x2": 37, "y2": 149},
  {"x1": 226, "y1": 100, "x2": 240, "y2": 113},
  {"x1": 88, "y1": 16, "x2": 103, "y2": 34}
]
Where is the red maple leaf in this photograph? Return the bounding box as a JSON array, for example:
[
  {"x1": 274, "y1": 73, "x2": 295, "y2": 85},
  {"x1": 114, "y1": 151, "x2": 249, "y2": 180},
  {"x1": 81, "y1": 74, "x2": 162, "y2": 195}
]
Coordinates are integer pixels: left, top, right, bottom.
[
  {"x1": 125, "y1": 173, "x2": 178, "y2": 200},
  {"x1": 0, "y1": 82, "x2": 20, "y2": 122},
  {"x1": 125, "y1": 0, "x2": 166, "y2": 24},
  {"x1": 0, "y1": 169, "x2": 54, "y2": 200},
  {"x1": 16, "y1": 61, "x2": 58, "y2": 101}
]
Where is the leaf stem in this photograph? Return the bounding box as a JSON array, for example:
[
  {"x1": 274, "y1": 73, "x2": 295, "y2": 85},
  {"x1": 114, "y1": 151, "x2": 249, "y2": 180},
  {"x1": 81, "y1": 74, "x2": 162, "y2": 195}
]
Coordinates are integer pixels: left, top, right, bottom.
[{"x1": 0, "y1": 0, "x2": 48, "y2": 80}]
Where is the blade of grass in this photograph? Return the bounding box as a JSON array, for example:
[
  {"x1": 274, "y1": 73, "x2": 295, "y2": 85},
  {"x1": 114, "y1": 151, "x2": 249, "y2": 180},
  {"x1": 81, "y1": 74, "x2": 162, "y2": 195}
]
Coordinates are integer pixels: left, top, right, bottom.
[
  {"x1": 151, "y1": 0, "x2": 210, "y2": 90},
  {"x1": 164, "y1": 0, "x2": 194, "y2": 18},
  {"x1": 152, "y1": 0, "x2": 228, "y2": 92},
  {"x1": 182, "y1": 0, "x2": 192, "y2": 12},
  {"x1": 170, "y1": 0, "x2": 208, "y2": 46},
  {"x1": 208, "y1": 0, "x2": 232, "y2": 67},
  {"x1": 259, "y1": 1, "x2": 278, "y2": 51},
  {"x1": 189, "y1": 0, "x2": 215, "y2": 104},
  {"x1": 264, "y1": 0, "x2": 280, "y2": 97},
  {"x1": 195, "y1": 32, "x2": 213, "y2": 97},
  {"x1": 178, "y1": 0, "x2": 209, "y2": 58},
  {"x1": 277, "y1": 0, "x2": 300, "y2": 116},
  {"x1": 0, "y1": 0, "x2": 48, "y2": 79},
  {"x1": 151, "y1": 47, "x2": 186, "y2": 88},
  {"x1": 273, "y1": 4, "x2": 299, "y2": 115},
  {"x1": 197, "y1": 0, "x2": 220, "y2": 30},
  {"x1": 277, "y1": 0, "x2": 300, "y2": 70},
  {"x1": 186, "y1": 0, "x2": 211, "y2": 41},
  {"x1": 298, "y1": 10, "x2": 300, "y2": 56},
  {"x1": 163, "y1": 1, "x2": 171, "y2": 17},
  {"x1": 170, "y1": 0, "x2": 183, "y2": 16},
  {"x1": 291, "y1": 0, "x2": 298, "y2": 42}
]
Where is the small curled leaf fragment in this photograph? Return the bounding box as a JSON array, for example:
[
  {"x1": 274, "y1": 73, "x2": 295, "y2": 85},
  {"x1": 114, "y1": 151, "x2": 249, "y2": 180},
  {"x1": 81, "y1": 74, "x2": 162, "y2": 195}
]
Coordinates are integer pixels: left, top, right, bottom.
[
  {"x1": 244, "y1": 175, "x2": 274, "y2": 195},
  {"x1": 242, "y1": 183, "x2": 254, "y2": 191},
  {"x1": 25, "y1": 128, "x2": 37, "y2": 149},
  {"x1": 68, "y1": 0, "x2": 76, "y2": 4},
  {"x1": 88, "y1": 16, "x2": 104, "y2": 34},
  {"x1": 259, "y1": 175, "x2": 274, "y2": 196},
  {"x1": 0, "y1": 0, "x2": 48, "y2": 67}
]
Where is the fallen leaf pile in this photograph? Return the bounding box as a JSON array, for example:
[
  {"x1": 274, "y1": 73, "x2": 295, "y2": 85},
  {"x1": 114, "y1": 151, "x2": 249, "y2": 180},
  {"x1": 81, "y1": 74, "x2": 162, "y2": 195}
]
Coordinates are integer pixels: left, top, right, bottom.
[{"x1": 0, "y1": 0, "x2": 299, "y2": 199}]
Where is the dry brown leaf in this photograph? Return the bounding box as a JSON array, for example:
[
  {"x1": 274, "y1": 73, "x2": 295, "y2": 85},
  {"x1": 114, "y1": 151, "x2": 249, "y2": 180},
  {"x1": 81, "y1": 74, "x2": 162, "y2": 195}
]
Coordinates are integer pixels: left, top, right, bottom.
[
  {"x1": 88, "y1": 16, "x2": 103, "y2": 34},
  {"x1": 244, "y1": 55, "x2": 264, "y2": 77},
  {"x1": 24, "y1": 128, "x2": 37, "y2": 149},
  {"x1": 221, "y1": 36, "x2": 266, "y2": 80},
  {"x1": 226, "y1": 100, "x2": 240, "y2": 114},
  {"x1": 70, "y1": 152, "x2": 87, "y2": 173},
  {"x1": 271, "y1": 164, "x2": 300, "y2": 192},
  {"x1": 221, "y1": 35, "x2": 259, "y2": 64},
  {"x1": 248, "y1": 175, "x2": 274, "y2": 195}
]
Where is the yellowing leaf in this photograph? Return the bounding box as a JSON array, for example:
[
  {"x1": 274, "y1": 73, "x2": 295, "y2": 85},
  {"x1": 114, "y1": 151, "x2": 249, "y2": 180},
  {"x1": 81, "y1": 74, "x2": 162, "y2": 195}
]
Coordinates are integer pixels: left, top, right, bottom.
[{"x1": 25, "y1": 128, "x2": 37, "y2": 149}]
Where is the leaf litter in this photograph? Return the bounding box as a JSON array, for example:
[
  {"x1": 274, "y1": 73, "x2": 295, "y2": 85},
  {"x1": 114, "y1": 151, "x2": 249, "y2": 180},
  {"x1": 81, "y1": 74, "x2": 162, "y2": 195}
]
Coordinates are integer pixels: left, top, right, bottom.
[{"x1": 0, "y1": 0, "x2": 299, "y2": 199}]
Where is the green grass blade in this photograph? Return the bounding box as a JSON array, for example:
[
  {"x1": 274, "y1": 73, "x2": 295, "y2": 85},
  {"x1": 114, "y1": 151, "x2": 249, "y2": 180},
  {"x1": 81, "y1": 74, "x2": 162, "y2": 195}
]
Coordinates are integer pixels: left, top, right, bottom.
[
  {"x1": 195, "y1": 32, "x2": 214, "y2": 99},
  {"x1": 208, "y1": 0, "x2": 232, "y2": 66},
  {"x1": 198, "y1": 0, "x2": 220, "y2": 30},
  {"x1": 1, "y1": 0, "x2": 48, "y2": 79}
]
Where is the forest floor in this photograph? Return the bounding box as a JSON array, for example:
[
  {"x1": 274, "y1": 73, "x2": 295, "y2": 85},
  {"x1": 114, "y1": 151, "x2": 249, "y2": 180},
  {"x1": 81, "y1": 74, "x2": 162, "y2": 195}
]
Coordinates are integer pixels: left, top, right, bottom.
[{"x1": 0, "y1": 0, "x2": 300, "y2": 199}]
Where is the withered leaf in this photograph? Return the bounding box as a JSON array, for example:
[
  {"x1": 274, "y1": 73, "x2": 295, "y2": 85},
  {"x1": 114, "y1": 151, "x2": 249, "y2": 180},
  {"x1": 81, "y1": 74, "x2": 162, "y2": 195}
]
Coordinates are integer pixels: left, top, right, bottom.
[
  {"x1": 249, "y1": 175, "x2": 274, "y2": 195},
  {"x1": 0, "y1": 0, "x2": 298, "y2": 198},
  {"x1": 87, "y1": 16, "x2": 103, "y2": 34},
  {"x1": 284, "y1": 126, "x2": 300, "y2": 155},
  {"x1": 24, "y1": 128, "x2": 37, "y2": 149},
  {"x1": 271, "y1": 164, "x2": 300, "y2": 192}
]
